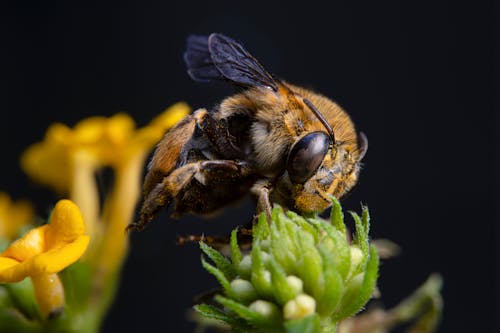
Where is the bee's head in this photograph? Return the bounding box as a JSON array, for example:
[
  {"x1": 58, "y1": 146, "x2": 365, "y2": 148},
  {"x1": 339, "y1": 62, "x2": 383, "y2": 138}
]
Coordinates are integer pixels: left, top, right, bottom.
[{"x1": 285, "y1": 129, "x2": 367, "y2": 213}]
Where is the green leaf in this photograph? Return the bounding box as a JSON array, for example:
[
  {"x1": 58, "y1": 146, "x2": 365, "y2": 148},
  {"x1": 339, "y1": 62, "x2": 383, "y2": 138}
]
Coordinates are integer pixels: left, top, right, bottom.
[
  {"x1": 329, "y1": 196, "x2": 346, "y2": 234},
  {"x1": 269, "y1": 257, "x2": 296, "y2": 305},
  {"x1": 317, "y1": 244, "x2": 344, "y2": 317},
  {"x1": 231, "y1": 228, "x2": 243, "y2": 269},
  {"x1": 201, "y1": 258, "x2": 234, "y2": 298},
  {"x1": 0, "y1": 308, "x2": 41, "y2": 333},
  {"x1": 5, "y1": 279, "x2": 40, "y2": 321},
  {"x1": 310, "y1": 219, "x2": 351, "y2": 279},
  {"x1": 200, "y1": 241, "x2": 236, "y2": 280},
  {"x1": 284, "y1": 314, "x2": 320, "y2": 333},
  {"x1": 333, "y1": 245, "x2": 379, "y2": 321},
  {"x1": 215, "y1": 296, "x2": 281, "y2": 330},
  {"x1": 0, "y1": 286, "x2": 12, "y2": 308}
]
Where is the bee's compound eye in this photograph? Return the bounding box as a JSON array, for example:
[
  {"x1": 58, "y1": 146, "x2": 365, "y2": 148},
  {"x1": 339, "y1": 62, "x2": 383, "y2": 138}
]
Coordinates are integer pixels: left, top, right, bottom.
[{"x1": 286, "y1": 131, "x2": 330, "y2": 184}]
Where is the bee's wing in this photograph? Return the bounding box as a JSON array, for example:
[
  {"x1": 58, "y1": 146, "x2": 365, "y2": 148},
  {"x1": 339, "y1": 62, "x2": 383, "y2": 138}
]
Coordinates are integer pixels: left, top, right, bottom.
[{"x1": 184, "y1": 33, "x2": 279, "y2": 91}]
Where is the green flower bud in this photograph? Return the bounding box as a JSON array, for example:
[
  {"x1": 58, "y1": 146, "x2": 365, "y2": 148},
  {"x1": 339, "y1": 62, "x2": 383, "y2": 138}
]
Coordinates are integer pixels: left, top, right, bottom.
[
  {"x1": 348, "y1": 245, "x2": 364, "y2": 277},
  {"x1": 231, "y1": 279, "x2": 258, "y2": 303},
  {"x1": 197, "y1": 198, "x2": 379, "y2": 333},
  {"x1": 260, "y1": 251, "x2": 271, "y2": 265},
  {"x1": 238, "y1": 255, "x2": 252, "y2": 278},
  {"x1": 249, "y1": 300, "x2": 280, "y2": 320},
  {"x1": 260, "y1": 239, "x2": 271, "y2": 251},
  {"x1": 286, "y1": 275, "x2": 303, "y2": 296}
]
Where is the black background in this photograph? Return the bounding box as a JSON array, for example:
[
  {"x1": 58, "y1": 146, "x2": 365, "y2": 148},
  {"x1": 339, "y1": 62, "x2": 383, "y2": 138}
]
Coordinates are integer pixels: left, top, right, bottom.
[{"x1": 1, "y1": 1, "x2": 496, "y2": 332}]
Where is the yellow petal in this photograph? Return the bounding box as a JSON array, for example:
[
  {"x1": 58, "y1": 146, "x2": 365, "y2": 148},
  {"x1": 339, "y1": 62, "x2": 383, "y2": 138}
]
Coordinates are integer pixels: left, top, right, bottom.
[
  {"x1": 45, "y1": 200, "x2": 85, "y2": 249},
  {"x1": 0, "y1": 257, "x2": 20, "y2": 271},
  {"x1": 149, "y1": 102, "x2": 190, "y2": 129},
  {"x1": 0, "y1": 193, "x2": 34, "y2": 240},
  {"x1": 0, "y1": 258, "x2": 28, "y2": 282},
  {"x1": 105, "y1": 113, "x2": 136, "y2": 145},
  {"x1": 30, "y1": 235, "x2": 90, "y2": 275},
  {"x1": 2, "y1": 226, "x2": 47, "y2": 261},
  {"x1": 72, "y1": 116, "x2": 108, "y2": 144},
  {"x1": 20, "y1": 124, "x2": 73, "y2": 194}
]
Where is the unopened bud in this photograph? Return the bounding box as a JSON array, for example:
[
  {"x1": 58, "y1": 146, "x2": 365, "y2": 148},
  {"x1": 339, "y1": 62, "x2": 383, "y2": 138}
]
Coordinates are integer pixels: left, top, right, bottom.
[
  {"x1": 230, "y1": 279, "x2": 257, "y2": 303},
  {"x1": 260, "y1": 251, "x2": 271, "y2": 265},
  {"x1": 249, "y1": 300, "x2": 280, "y2": 319},
  {"x1": 260, "y1": 239, "x2": 271, "y2": 251},
  {"x1": 238, "y1": 255, "x2": 252, "y2": 277},
  {"x1": 283, "y1": 293, "x2": 316, "y2": 320},
  {"x1": 286, "y1": 275, "x2": 303, "y2": 296},
  {"x1": 349, "y1": 246, "x2": 364, "y2": 275}
]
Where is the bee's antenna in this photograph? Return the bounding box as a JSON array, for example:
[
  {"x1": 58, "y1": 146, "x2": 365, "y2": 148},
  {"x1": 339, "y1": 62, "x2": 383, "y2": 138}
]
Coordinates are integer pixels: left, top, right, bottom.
[{"x1": 303, "y1": 98, "x2": 336, "y2": 144}]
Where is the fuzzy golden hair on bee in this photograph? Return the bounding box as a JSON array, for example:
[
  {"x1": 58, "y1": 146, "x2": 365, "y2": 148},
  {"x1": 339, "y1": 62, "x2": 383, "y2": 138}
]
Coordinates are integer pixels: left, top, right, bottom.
[{"x1": 127, "y1": 32, "x2": 368, "y2": 231}]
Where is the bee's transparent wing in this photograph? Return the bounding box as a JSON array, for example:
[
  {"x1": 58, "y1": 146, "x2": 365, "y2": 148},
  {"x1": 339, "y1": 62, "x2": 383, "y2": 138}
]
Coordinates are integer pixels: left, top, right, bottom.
[{"x1": 184, "y1": 33, "x2": 279, "y2": 91}]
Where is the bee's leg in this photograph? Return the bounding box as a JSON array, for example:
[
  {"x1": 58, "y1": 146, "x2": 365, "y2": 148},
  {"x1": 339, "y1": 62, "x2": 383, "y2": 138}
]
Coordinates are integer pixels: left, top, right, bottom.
[
  {"x1": 128, "y1": 160, "x2": 254, "y2": 231},
  {"x1": 127, "y1": 163, "x2": 201, "y2": 231},
  {"x1": 251, "y1": 180, "x2": 273, "y2": 220},
  {"x1": 177, "y1": 225, "x2": 254, "y2": 250}
]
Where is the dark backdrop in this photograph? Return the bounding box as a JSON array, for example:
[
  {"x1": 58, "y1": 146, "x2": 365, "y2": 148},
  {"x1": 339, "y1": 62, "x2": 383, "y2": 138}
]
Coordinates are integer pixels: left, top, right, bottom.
[{"x1": 1, "y1": 1, "x2": 496, "y2": 332}]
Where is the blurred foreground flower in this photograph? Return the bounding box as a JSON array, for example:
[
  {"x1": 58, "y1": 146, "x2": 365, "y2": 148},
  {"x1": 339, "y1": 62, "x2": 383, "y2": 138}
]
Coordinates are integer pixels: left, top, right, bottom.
[
  {"x1": 0, "y1": 193, "x2": 34, "y2": 245},
  {"x1": 0, "y1": 102, "x2": 190, "y2": 332},
  {"x1": 196, "y1": 198, "x2": 379, "y2": 333},
  {"x1": 0, "y1": 200, "x2": 89, "y2": 318}
]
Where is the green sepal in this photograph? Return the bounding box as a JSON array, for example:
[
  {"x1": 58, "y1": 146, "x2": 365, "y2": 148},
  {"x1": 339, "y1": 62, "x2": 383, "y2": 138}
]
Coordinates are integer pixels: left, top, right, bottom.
[
  {"x1": 194, "y1": 303, "x2": 250, "y2": 330},
  {"x1": 215, "y1": 295, "x2": 281, "y2": 330},
  {"x1": 297, "y1": 233, "x2": 324, "y2": 301},
  {"x1": 329, "y1": 196, "x2": 346, "y2": 234},
  {"x1": 284, "y1": 313, "x2": 320, "y2": 333},
  {"x1": 316, "y1": 244, "x2": 343, "y2": 317},
  {"x1": 251, "y1": 242, "x2": 273, "y2": 298},
  {"x1": 231, "y1": 228, "x2": 243, "y2": 269},
  {"x1": 200, "y1": 241, "x2": 236, "y2": 280},
  {"x1": 201, "y1": 258, "x2": 234, "y2": 299},
  {"x1": 309, "y1": 219, "x2": 350, "y2": 279},
  {"x1": 270, "y1": 214, "x2": 297, "y2": 273},
  {"x1": 333, "y1": 245, "x2": 379, "y2": 321},
  {"x1": 268, "y1": 257, "x2": 295, "y2": 305},
  {"x1": 254, "y1": 213, "x2": 270, "y2": 241},
  {"x1": 361, "y1": 205, "x2": 370, "y2": 235},
  {"x1": 350, "y1": 212, "x2": 369, "y2": 260},
  {"x1": 286, "y1": 211, "x2": 317, "y2": 243}
]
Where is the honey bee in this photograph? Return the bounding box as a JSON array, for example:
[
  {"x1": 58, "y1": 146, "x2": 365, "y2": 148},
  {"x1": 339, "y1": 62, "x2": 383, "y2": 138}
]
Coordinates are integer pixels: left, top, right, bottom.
[{"x1": 127, "y1": 33, "x2": 367, "y2": 231}]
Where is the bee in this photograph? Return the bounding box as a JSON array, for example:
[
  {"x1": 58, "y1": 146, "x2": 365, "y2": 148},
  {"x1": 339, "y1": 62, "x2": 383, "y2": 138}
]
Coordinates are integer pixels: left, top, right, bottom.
[{"x1": 127, "y1": 33, "x2": 368, "y2": 231}]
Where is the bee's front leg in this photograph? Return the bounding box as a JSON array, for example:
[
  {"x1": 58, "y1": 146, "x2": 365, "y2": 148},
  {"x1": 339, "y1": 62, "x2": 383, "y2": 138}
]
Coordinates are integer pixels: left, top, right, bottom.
[{"x1": 251, "y1": 180, "x2": 273, "y2": 220}]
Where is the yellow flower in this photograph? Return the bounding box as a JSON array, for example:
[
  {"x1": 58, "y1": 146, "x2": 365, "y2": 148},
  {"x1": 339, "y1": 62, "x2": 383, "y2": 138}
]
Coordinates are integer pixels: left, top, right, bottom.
[
  {"x1": 20, "y1": 102, "x2": 190, "y2": 289},
  {"x1": 20, "y1": 102, "x2": 189, "y2": 242},
  {"x1": 21, "y1": 102, "x2": 190, "y2": 193},
  {"x1": 0, "y1": 192, "x2": 34, "y2": 241},
  {"x1": 0, "y1": 200, "x2": 89, "y2": 317}
]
